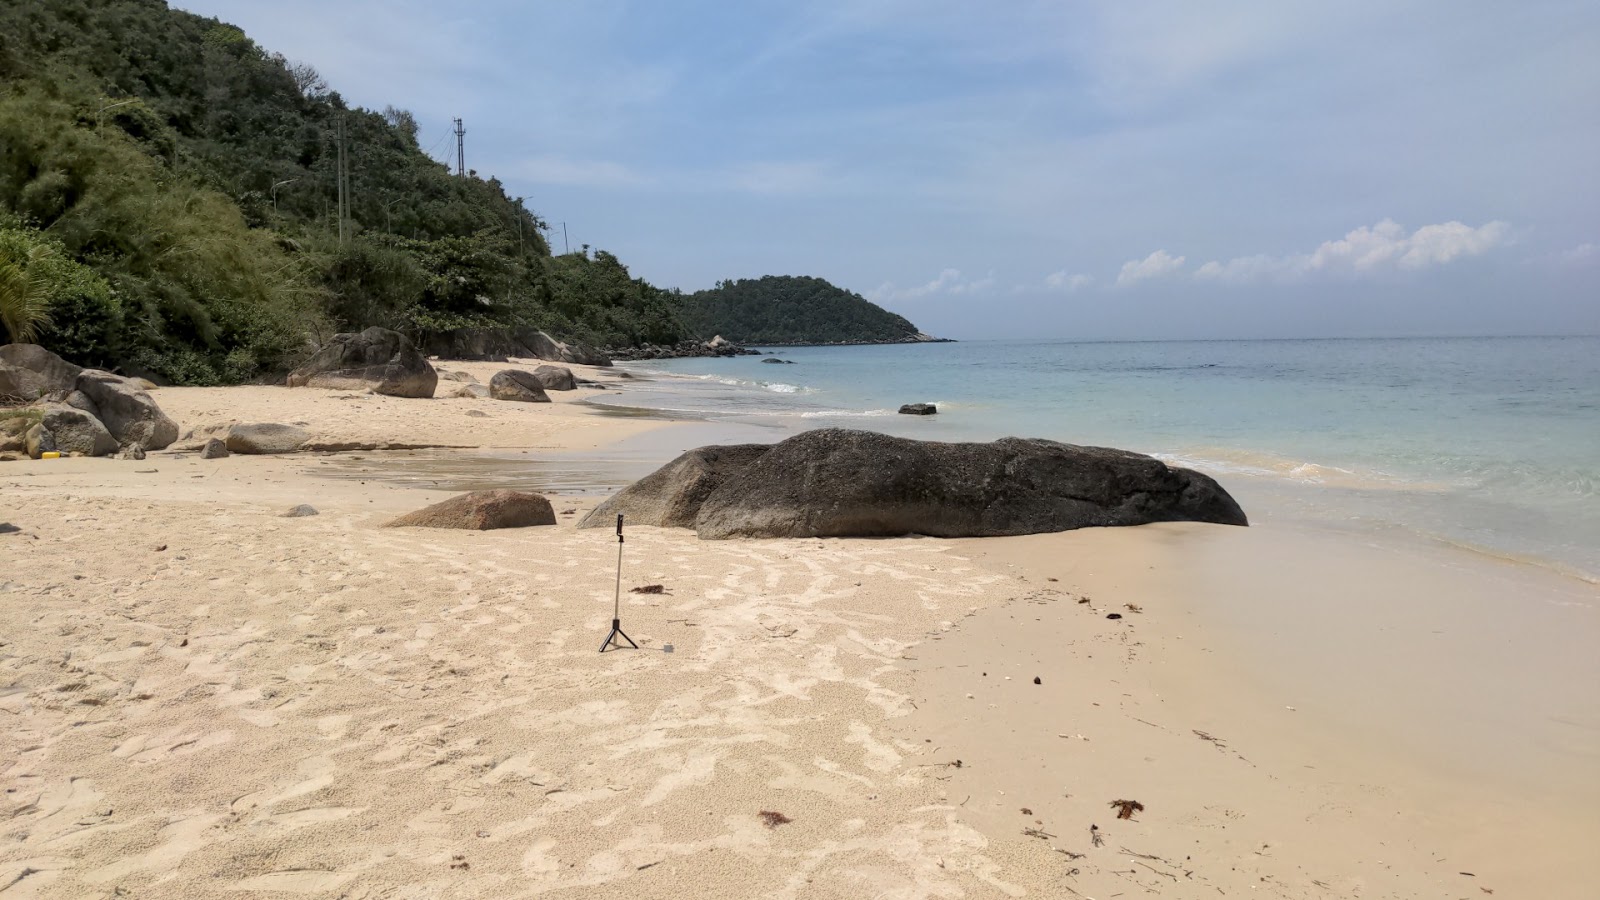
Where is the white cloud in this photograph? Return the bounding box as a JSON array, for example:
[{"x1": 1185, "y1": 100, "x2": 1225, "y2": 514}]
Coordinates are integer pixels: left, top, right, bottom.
[
  {"x1": 724, "y1": 160, "x2": 834, "y2": 195},
  {"x1": 1044, "y1": 270, "x2": 1095, "y2": 292},
  {"x1": 514, "y1": 155, "x2": 647, "y2": 188},
  {"x1": 869, "y1": 268, "x2": 995, "y2": 302},
  {"x1": 1116, "y1": 250, "x2": 1186, "y2": 286},
  {"x1": 1196, "y1": 218, "x2": 1511, "y2": 283},
  {"x1": 1556, "y1": 242, "x2": 1597, "y2": 266}
]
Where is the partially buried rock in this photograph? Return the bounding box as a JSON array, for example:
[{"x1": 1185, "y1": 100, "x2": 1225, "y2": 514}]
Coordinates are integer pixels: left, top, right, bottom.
[
  {"x1": 385, "y1": 490, "x2": 556, "y2": 530},
  {"x1": 287, "y1": 326, "x2": 438, "y2": 398},
  {"x1": 115, "y1": 445, "x2": 147, "y2": 461},
  {"x1": 199, "y1": 438, "x2": 229, "y2": 459},
  {"x1": 282, "y1": 504, "x2": 319, "y2": 518},
  {"x1": 451, "y1": 383, "x2": 490, "y2": 399},
  {"x1": 578, "y1": 444, "x2": 772, "y2": 529},
  {"x1": 224, "y1": 422, "x2": 310, "y2": 454},
  {"x1": 899, "y1": 403, "x2": 937, "y2": 415},
  {"x1": 489, "y1": 370, "x2": 551, "y2": 403},
  {"x1": 465, "y1": 409, "x2": 490, "y2": 418}
]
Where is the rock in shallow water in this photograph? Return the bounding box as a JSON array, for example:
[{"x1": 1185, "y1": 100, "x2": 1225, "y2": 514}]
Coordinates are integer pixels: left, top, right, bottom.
[
  {"x1": 584, "y1": 428, "x2": 1247, "y2": 539},
  {"x1": 898, "y1": 403, "x2": 937, "y2": 415}
]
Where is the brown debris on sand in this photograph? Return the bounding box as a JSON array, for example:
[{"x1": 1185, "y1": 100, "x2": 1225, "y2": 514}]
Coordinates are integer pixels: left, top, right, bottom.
[
  {"x1": 1109, "y1": 799, "x2": 1145, "y2": 820},
  {"x1": 758, "y1": 810, "x2": 792, "y2": 828}
]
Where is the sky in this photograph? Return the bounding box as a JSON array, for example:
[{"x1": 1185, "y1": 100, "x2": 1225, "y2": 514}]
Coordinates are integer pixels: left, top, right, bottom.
[{"x1": 174, "y1": 0, "x2": 1599, "y2": 340}]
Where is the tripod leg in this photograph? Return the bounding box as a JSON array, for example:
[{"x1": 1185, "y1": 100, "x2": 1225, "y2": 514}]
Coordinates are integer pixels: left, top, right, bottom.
[{"x1": 600, "y1": 619, "x2": 639, "y2": 652}]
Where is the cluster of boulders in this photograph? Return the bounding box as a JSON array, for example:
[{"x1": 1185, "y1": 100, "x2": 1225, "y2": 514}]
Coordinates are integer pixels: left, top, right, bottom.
[
  {"x1": 288, "y1": 326, "x2": 438, "y2": 397},
  {"x1": 607, "y1": 335, "x2": 760, "y2": 361},
  {"x1": 579, "y1": 428, "x2": 1248, "y2": 539},
  {"x1": 1, "y1": 344, "x2": 178, "y2": 460}
]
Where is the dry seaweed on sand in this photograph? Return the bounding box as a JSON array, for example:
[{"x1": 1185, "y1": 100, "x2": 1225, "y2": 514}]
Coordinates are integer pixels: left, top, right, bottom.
[
  {"x1": 759, "y1": 810, "x2": 792, "y2": 828},
  {"x1": 1109, "y1": 799, "x2": 1145, "y2": 820},
  {"x1": 630, "y1": 584, "x2": 666, "y2": 594}
]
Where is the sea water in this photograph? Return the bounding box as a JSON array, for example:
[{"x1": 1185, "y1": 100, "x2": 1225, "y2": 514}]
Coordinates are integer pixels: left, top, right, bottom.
[{"x1": 601, "y1": 336, "x2": 1600, "y2": 580}]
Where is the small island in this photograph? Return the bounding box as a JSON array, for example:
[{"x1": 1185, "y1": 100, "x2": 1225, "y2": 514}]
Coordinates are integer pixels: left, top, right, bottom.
[{"x1": 678, "y1": 275, "x2": 949, "y2": 346}]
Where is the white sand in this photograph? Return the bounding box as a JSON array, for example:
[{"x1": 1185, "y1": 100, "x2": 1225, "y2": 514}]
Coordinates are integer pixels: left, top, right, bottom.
[{"x1": 2, "y1": 373, "x2": 1596, "y2": 898}]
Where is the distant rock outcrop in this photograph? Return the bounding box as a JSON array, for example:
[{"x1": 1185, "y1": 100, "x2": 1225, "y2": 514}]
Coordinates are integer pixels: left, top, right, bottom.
[
  {"x1": 489, "y1": 370, "x2": 551, "y2": 403},
  {"x1": 582, "y1": 429, "x2": 1248, "y2": 540},
  {"x1": 287, "y1": 327, "x2": 437, "y2": 398},
  {"x1": 578, "y1": 444, "x2": 772, "y2": 530},
  {"x1": 898, "y1": 403, "x2": 937, "y2": 415},
  {"x1": 385, "y1": 490, "x2": 557, "y2": 530}
]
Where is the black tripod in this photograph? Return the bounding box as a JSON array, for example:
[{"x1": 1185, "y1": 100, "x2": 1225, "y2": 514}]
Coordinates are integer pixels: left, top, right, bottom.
[{"x1": 599, "y1": 514, "x2": 638, "y2": 652}]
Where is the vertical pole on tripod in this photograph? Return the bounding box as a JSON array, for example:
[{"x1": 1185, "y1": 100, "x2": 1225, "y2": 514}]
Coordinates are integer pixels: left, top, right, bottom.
[{"x1": 601, "y1": 514, "x2": 637, "y2": 652}]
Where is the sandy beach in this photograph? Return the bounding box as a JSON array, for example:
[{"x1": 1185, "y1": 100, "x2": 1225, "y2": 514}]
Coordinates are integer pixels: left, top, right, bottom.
[{"x1": 3, "y1": 366, "x2": 1596, "y2": 899}]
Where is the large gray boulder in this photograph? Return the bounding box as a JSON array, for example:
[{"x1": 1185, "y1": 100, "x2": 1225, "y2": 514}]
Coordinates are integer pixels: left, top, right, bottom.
[
  {"x1": 578, "y1": 444, "x2": 772, "y2": 529},
  {"x1": 385, "y1": 490, "x2": 556, "y2": 530},
  {"x1": 287, "y1": 327, "x2": 437, "y2": 398},
  {"x1": 26, "y1": 403, "x2": 118, "y2": 458},
  {"x1": 531, "y1": 365, "x2": 577, "y2": 391},
  {"x1": 74, "y1": 370, "x2": 178, "y2": 450},
  {"x1": 489, "y1": 370, "x2": 551, "y2": 403},
  {"x1": 692, "y1": 430, "x2": 1247, "y2": 539},
  {"x1": 0, "y1": 344, "x2": 83, "y2": 401}
]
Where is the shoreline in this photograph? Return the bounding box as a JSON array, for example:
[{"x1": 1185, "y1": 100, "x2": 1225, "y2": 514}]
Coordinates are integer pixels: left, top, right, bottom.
[{"x1": 2, "y1": 361, "x2": 1595, "y2": 897}]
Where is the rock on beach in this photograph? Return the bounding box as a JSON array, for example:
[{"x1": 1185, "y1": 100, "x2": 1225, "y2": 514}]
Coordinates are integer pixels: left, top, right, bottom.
[
  {"x1": 385, "y1": 490, "x2": 556, "y2": 530},
  {"x1": 585, "y1": 428, "x2": 1248, "y2": 540}
]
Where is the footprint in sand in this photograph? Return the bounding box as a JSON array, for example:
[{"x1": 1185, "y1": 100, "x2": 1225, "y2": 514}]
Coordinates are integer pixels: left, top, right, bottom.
[{"x1": 228, "y1": 869, "x2": 357, "y2": 893}]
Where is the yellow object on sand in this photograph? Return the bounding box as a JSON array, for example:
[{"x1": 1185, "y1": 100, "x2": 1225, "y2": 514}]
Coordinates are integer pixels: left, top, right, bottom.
[{"x1": 40, "y1": 451, "x2": 61, "y2": 459}]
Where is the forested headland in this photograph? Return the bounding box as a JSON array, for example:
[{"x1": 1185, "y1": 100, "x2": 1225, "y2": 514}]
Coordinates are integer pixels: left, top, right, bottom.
[
  {"x1": 0, "y1": 0, "x2": 932, "y2": 384},
  {"x1": 679, "y1": 276, "x2": 933, "y2": 345}
]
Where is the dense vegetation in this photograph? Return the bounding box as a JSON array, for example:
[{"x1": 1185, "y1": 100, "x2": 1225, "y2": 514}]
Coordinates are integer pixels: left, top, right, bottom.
[
  {"x1": 0, "y1": 0, "x2": 685, "y2": 383},
  {"x1": 680, "y1": 276, "x2": 923, "y2": 344}
]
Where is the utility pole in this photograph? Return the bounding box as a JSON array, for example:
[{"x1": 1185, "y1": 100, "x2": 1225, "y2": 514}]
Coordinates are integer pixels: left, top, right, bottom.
[
  {"x1": 335, "y1": 114, "x2": 348, "y2": 245},
  {"x1": 453, "y1": 117, "x2": 466, "y2": 177}
]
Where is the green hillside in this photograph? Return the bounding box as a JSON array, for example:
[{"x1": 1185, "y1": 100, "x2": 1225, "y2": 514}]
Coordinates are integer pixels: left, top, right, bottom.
[
  {"x1": 0, "y1": 0, "x2": 685, "y2": 383},
  {"x1": 680, "y1": 275, "x2": 927, "y2": 345}
]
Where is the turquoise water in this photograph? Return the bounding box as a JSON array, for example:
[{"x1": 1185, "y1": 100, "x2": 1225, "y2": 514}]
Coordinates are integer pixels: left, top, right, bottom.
[{"x1": 599, "y1": 337, "x2": 1600, "y2": 579}]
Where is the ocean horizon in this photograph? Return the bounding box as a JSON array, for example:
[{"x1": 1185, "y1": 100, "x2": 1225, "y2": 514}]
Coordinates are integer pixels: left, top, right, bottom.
[{"x1": 601, "y1": 335, "x2": 1600, "y2": 582}]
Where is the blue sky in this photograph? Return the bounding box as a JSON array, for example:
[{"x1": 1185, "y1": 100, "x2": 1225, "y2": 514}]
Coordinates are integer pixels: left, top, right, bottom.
[{"x1": 176, "y1": 0, "x2": 1598, "y2": 339}]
